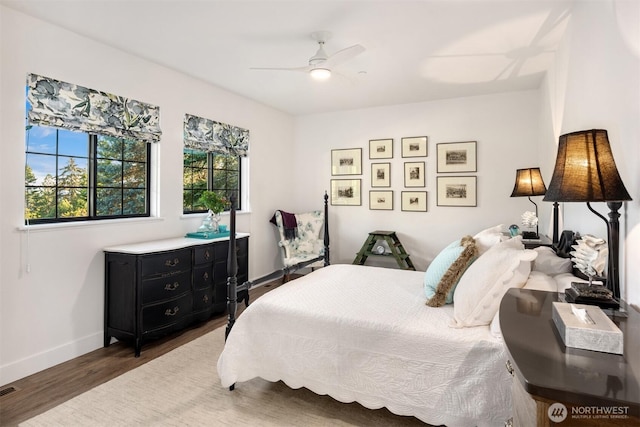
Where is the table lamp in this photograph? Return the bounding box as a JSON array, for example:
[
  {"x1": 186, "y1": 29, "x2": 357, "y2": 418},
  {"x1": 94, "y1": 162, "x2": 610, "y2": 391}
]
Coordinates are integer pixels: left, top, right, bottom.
[
  {"x1": 543, "y1": 129, "x2": 632, "y2": 301},
  {"x1": 510, "y1": 167, "x2": 547, "y2": 239}
]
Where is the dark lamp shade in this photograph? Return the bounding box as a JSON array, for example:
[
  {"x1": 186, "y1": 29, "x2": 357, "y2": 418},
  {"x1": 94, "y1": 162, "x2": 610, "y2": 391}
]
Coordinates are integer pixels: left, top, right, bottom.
[
  {"x1": 543, "y1": 129, "x2": 631, "y2": 202},
  {"x1": 510, "y1": 168, "x2": 547, "y2": 197}
]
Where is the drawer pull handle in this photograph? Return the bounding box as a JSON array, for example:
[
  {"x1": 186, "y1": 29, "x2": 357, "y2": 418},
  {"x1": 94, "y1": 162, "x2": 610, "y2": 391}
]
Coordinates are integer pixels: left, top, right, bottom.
[
  {"x1": 165, "y1": 258, "x2": 180, "y2": 267},
  {"x1": 164, "y1": 282, "x2": 180, "y2": 291},
  {"x1": 205, "y1": 250, "x2": 211, "y2": 260},
  {"x1": 165, "y1": 307, "x2": 180, "y2": 316},
  {"x1": 203, "y1": 272, "x2": 209, "y2": 280},
  {"x1": 505, "y1": 360, "x2": 514, "y2": 376},
  {"x1": 203, "y1": 295, "x2": 209, "y2": 303}
]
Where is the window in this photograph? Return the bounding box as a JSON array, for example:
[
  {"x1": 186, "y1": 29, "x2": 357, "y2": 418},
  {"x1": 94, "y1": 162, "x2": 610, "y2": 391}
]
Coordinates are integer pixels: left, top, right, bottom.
[
  {"x1": 183, "y1": 148, "x2": 240, "y2": 213},
  {"x1": 25, "y1": 126, "x2": 150, "y2": 224}
]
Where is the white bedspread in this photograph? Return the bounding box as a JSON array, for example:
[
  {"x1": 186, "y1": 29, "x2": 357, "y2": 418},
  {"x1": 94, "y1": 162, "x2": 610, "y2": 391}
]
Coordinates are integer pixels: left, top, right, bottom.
[{"x1": 217, "y1": 264, "x2": 512, "y2": 427}]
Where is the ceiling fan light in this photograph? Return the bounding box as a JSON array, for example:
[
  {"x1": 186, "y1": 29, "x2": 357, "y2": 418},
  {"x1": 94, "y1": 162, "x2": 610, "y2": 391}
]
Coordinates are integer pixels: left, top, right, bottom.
[{"x1": 310, "y1": 68, "x2": 331, "y2": 80}]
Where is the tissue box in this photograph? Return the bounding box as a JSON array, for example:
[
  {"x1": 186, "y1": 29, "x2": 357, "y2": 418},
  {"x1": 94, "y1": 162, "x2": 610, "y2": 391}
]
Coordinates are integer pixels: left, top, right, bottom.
[{"x1": 552, "y1": 302, "x2": 623, "y2": 354}]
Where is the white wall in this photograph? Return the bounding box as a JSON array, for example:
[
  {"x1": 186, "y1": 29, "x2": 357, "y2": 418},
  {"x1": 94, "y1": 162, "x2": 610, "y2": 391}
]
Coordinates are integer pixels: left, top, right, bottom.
[
  {"x1": 541, "y1": 0, "x2": 640, "y2": 306},
  {"x1": 293, "y1": 91, "x2": 543, "y2": 270},
  {"x1": 0, "y1": 6, "x2": 294, "y2": 385}
]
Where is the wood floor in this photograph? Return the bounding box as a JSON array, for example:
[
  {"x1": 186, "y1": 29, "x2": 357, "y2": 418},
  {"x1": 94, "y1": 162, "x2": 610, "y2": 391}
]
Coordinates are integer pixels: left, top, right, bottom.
[{"x1": 0, "y1": 279, "x2": 286, "y2": 426}]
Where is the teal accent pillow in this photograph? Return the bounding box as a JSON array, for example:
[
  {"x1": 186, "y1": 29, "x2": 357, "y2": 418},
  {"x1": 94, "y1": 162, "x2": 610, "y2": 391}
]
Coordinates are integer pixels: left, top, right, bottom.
[{"x1": 424, "y1": 236, "x2": 478, "y2": 306}]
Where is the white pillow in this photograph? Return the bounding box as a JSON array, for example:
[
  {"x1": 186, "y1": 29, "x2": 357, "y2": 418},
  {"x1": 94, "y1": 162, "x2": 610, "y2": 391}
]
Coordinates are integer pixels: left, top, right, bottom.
[
  {"x1": 451, "y1": 237, "x2": 537, "y2": 328},
  {"x1": 473, "y1": 224, "x2": 505, "y2": 256},
  {"x1": 532, "y1": 247, "x2": 572, "y2": 276}
]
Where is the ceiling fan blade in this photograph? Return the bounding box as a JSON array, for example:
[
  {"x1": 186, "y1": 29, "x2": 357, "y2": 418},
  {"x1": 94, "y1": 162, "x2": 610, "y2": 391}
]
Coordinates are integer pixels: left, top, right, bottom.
[{"x1": 323, "y1": 44, "x2": 365, "y2": 67}]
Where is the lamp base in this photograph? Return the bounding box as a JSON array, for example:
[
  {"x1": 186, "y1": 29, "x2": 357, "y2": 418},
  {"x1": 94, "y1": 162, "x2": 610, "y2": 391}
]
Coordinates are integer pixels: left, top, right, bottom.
[{"x1": 521, "y1": 231, "x2": 539, "y2": 239}]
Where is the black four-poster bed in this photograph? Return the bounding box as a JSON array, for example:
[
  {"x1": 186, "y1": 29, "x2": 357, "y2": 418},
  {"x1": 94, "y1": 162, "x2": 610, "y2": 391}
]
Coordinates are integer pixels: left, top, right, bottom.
[{"x1": 219, "y1": 193, "x2": 514, "y2": 427}]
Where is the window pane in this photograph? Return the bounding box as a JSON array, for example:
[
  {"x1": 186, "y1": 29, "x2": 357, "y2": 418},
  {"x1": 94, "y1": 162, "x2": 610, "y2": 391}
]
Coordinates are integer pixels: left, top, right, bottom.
[
  {"x1": 123, "y1": 189, "x2": 146, "y2": 214},
  {"x1": 57, "y1": 187, "x2": 88, "y2": 218},
  {"x1": 193, "y1": 189, "x2": 206, "y2": 210},
  {"x1": 183, "y1": 190, "x2": 194, "y2": 211},
  {"x1": 58, "y1": 130, "x2": 89, "y2": 157},
  {"x1": 58, "y1": 157, "x2": 88, "y2": 188},
  {"x1": 224, "y1": 155, "x2": 239, "y2": 170},
  {"x1": 184, "y1": 149, "x2": 207, "y2": 168},
  {"x1": 193, "y1": 169, "x2": 207, "y2": 188},
  {"x1": 26, "y1": 126, "x2": 56, "y2": 154},
  {"x1": 97, "y1": 159, "x2": 123, "y2": 187},
  {"x1": 26, "y1": 153, "x2": 56, "y2": 186},
  {"x1": 97, "y1": 136, "x2": 123, "y2": 159},
  {"x1": 123, "y1": 162, "x2": 146, "y2": 188},
  {"x1": 25, "y1": 187, "x2": 56, "y2": 220},
  {"x1": 96, "y1": 188, "x2": 122, "y2": 216},
  {"x1": 212, "y1": 169, "x2": 227, "y2": 189},
  {"x1": 123, "y1": 140, "x2": 146, "y2": 162}
]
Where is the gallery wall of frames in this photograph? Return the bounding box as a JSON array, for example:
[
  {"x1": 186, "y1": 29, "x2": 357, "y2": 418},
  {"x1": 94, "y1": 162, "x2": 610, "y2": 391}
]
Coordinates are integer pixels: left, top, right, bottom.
[{"x1": 330, "y1": 137, "x2": 478, "y2": 211}]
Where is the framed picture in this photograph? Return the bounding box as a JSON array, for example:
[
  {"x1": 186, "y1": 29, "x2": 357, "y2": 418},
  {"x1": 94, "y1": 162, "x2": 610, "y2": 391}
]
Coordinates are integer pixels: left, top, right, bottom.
[
  {"x1": 369, "y1": 190, "x2": 393, "y2": 210},
  {"x1": 436, "y1": 141, "x2": 477, "y2": 173},
  {"x1": 330, "y1": 179, "x2": 361, "y2": 206},
  {"x1": 401, "y1": 191, "x2": 427, "y2": 212},
  {"x1": 371, "y1": 162, "x2": 391, "y2": 187},
  {"x1": 369, "y1": 138, "x2": 393, "y2": 159},
  {"x1": 437, "y1": 176, "x2": 477, "y2": 207},
  {"x1": 401, "y1": 136, "x2": 428, "y2": 158},
  {"x1": 404, "y1": 161, "x2": 425, "y2": 187},
  {"x1": 331, "y1": 148, "x2": 362, "y2": 175}
]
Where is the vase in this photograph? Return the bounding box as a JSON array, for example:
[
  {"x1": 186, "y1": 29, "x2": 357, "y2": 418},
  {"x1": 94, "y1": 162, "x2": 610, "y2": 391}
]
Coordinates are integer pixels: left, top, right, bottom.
[{"x1": 197, "y1": 210, "x2": 219, "y2": 233}]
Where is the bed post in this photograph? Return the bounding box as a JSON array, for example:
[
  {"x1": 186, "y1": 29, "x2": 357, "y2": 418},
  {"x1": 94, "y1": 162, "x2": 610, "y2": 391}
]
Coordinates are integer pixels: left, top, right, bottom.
[
  {"x1": 225, "y1": 193, "x2": 238, "y2": 342},
  {"x1": 323, "y1": 191, "x2": 330, "y2": 266}
]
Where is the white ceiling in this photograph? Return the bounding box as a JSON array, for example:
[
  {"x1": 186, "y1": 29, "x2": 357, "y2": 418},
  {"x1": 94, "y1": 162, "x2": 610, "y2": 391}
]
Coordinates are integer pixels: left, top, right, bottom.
[{"x1": 2, "y1": 0, "x2": 575, "y2": 115}]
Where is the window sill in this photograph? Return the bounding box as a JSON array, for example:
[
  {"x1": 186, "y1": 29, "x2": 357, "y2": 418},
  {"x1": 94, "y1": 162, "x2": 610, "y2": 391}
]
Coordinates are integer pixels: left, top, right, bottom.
[
  {"x1": 18, "y1": 216, "x2": 165, "y2": 232},
  {"x1": 180, "y1": 210, "x2": 251, "y2": 220}
]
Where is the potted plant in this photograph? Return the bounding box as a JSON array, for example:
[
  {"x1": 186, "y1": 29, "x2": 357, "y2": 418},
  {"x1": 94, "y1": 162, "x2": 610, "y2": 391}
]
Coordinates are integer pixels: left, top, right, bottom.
[
  {"x1": 198, "y1": 191, "x2": 228, "y2": 215},
  {"x1": 197, "y1": 191, "x2": 228, "y2": 233}
]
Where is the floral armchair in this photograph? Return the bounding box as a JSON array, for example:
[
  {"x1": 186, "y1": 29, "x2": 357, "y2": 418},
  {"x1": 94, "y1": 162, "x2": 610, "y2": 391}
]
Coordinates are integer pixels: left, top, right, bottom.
[{"x1": 273, "y1": 210, "x2": 326, "y2": 282}]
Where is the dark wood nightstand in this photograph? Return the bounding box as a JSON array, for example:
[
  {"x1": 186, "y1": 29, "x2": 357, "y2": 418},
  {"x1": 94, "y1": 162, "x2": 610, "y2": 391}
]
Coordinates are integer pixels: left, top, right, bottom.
[
  {"x1": 500, "y1": 289, "x2": 639, "y2": 426},
  {"x1": 522, "y1": 234, "x2": 553, "y2": 249}
]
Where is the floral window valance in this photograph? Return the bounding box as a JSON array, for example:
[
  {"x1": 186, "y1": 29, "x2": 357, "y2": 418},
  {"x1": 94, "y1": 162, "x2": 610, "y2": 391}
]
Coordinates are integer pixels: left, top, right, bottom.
[
  {"x1": 183, "y1": 114, "x2": 249, "y2": 157},
  {"x1": 27, "y1": 73, "x2": 162, "y2": 143}
]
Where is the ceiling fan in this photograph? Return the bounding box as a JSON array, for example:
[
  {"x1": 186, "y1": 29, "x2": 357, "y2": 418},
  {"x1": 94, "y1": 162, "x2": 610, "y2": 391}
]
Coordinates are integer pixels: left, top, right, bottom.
[{"x1": 250, "y1": 31, "x2": 365, "y2": 80}]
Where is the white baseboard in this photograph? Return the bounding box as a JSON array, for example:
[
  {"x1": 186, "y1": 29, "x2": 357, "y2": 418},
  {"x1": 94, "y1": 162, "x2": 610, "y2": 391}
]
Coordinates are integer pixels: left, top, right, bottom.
[{"x1": 0, "y1": 331, "x2": 103, "y2": 387}]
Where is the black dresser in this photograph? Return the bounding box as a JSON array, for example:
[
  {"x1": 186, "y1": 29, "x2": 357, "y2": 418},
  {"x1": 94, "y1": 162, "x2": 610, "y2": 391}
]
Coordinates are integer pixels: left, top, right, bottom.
[{"x1": 104, "y1": 235, "x2": 249, "y2": 356}]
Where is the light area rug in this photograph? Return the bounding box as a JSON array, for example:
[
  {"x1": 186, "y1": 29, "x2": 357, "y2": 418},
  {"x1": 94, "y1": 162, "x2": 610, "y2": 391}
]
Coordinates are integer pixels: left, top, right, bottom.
[{"x1": 21, "y1": 327, "x2": 427, "y2": 426}]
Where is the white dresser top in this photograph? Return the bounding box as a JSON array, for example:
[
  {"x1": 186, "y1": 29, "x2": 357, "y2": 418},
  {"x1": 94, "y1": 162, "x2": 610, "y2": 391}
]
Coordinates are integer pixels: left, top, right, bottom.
[{"x1": 104, "y1": 233, "x2": 250, "y2": 254}]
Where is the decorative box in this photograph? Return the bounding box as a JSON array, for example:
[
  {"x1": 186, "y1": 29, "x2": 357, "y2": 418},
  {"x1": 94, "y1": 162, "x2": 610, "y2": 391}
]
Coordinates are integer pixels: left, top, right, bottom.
[
  {"x1": 185, "y1": 231, "x2": 231, "y2": 239},
  {"x1": 552, "y1": 302, "x2": 623, "y2": 354}
]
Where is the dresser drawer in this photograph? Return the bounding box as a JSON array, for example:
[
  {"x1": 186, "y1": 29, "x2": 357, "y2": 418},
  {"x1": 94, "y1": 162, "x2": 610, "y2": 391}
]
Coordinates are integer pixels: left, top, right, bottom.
[
  {"x1": 142, "y1": 293, "x2": 192, "y2": 332},
  {"x1": 141, "y1": 271, "x2": 191, "y2": 304},
  {"x1": 193, "y1": 265, "x2": 213, "y2": 290},
  {"x1": 193, "y1": 287, "x2": 213, "y2": 312},
  {"x1": 140, "y1": 249, "x2": 191, "y2": 277},
  {"x1": 194, "y1": 245, "x2": 214, "y2": 265}
]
